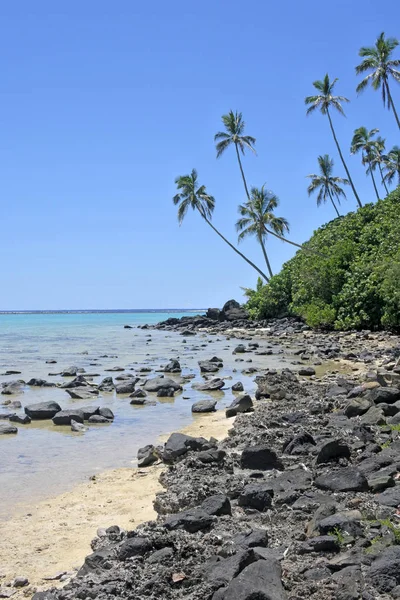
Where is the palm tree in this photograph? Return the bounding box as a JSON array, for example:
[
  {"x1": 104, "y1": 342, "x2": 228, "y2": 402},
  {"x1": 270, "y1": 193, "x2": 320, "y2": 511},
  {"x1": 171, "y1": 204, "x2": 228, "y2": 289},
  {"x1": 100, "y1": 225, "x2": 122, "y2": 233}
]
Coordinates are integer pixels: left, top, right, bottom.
[
  {"x1": 214, "y1": 110, "x2": 256, "y2": 200},
  {"x1": 383, "y1": 146, "x2": 400, "y2": 187},
  {"x1": 307, "y1": 155, "x2": 349, "y2": 217},
  {"x1": 173, "y1": 169, "x2": 269, "y2": 281},
  {"x1": 350, "y1": 127, "x2": 380, "y2": 201},
  {"x1": 355, "y1": 32, "x2": 400, "y2": 130},
  {"x1": 370, "y1": 136, "x2": 390, "y2": 195},
  {"x1": 305, "y1": 74, "x2": 362, "y2": 208},
  {"x1": 236, "y1": 186, "x2": 289, "y2": 278}
]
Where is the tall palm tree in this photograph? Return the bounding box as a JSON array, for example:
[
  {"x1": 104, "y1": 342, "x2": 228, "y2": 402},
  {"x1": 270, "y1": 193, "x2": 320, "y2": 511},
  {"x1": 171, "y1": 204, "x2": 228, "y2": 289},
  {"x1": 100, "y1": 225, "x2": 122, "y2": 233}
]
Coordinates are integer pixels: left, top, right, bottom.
[
  {"x1": 383, "y1": 146, "x2": 400, "y2": 187},
  {"x1": 214, "y1": 110, "x2": 256, "y2": 200},
  {"x1": 355, "y1": 32, "x2": 400, "y2": 130},
  {"x1": 370, "y1": 136, "x2": 390, "y2": 195},
  {"x1": 350, "y1": 127, "x2": 380, "y2": 201},
  {"x1": 236, "y1": 186, "x2": 289, "y2": 278},
  {"x1": 307, "y1": 155, "x2": 349, "y2": 217},
  {"x1": 305, "y1": 74, "x2": 362, "y2": 208},
  {"x1": 173, "y1": 169, "x2": 269, "y2": 281}
]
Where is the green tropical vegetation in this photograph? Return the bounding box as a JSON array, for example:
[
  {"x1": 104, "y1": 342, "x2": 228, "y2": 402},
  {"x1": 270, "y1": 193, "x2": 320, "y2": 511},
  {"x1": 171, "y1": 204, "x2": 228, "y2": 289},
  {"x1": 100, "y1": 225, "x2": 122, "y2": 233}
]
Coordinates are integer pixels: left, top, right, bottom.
[{"x1": 172, "y1": 31, "x2": 400, "y2": 330}]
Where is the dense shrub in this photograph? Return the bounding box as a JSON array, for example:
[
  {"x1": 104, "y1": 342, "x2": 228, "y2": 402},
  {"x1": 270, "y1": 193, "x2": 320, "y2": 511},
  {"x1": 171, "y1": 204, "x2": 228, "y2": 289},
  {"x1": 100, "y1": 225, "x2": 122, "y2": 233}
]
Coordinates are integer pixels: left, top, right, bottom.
[{"x1": 245, "y1": 187, "x2": 400, "y2": 330}]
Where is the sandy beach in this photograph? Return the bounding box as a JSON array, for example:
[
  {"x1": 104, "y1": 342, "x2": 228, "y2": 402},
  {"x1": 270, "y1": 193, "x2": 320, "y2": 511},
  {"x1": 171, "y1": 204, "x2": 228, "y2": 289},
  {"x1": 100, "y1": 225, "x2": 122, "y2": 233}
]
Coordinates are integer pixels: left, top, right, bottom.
[{"x1": 0, "y1": 410, "x2": 233, "y2": 597}]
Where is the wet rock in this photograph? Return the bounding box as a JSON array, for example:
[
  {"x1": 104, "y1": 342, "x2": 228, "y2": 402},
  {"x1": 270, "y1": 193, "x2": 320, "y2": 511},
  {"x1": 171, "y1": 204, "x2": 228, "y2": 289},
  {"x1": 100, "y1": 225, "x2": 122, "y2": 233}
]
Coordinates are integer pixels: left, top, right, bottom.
[
  {"x1": 115, "y1": 379, "x2": 139, "y2": 394},
  {"x1": 316, "y1": 439, "x2": 351, "y2": 464},
  {"x1": 130, "y1": 388, "x2": 147, "y2": 398},
  {"x1": 199, "y1": 360, "x2": 222, "y2": 373},
  {"x1": 240, "y1": 445, "x2": 284, "y2": 471},
  {"x1": 137, "y1": 444, "x2": 160, "y2": 467},
  {"x1": 226, "y1": 394, "x2": 253, "y2": 418},
  {"x1": 0, "y1": 423, "x2": 18, "y2": 435},
  {"x1": 9, "y1": 414, "x2": 31, "y2": 424},
  {"x1": 232, "y1": 381, "x2": 244, "y2": 392},
  {"x1": 298, "y1": 367, "x2": 316, "y2": 376},
  {"x1": 52, "y1": 410, "x2": 84, "y2": 425},
  {"x1": 157, "y1": 387, "x2": 175, "y2": 397},
  {"x1": 61, "y1": 366, "x2": 81, "y2": 377},
  {"x1": 143, "y1": 377, "x2": 182, "y2": 392},
  {"x1": 27, "y1": 378, "x2": 55, "y2": 387},
  {"x1": 65, "y1": 388, "x2": 98, "y2": 399},
  {"x1": 99, "y1": 407, "x2": 114, "y2": 420},
  {"x1": 164, "y1": 508, "x2": 215, "y2": 533},
  {"x1": 98, "y1": 377, "x2": 115, "y2": 392},
  {"x1": 164, "y1": 359, "x2": 181, "y2": 373},
  {"x1": 1, "y1": 381, "x2": 23, "y2": 395},
  {"x1": 238, "y1": 483, "x2": 273, "y2": 511},
  {"x1": 194, "y1": 378, "x2": 225, "y2": 391},
  {"x1": 315, "y1": 468, "x2": 368, "y2": 492},
  {"x1": 25, "y1": 401, "x2": 61, "y2": 420},
  {"x1": 192, "y1": 399, "x2": 217, "y2": 413},
  {"x1": 71, "y1": 419, "x2": 87, "y2": 432},
  {"x1": 88, "y1": 415, "x2": 112, "y2": 424}
]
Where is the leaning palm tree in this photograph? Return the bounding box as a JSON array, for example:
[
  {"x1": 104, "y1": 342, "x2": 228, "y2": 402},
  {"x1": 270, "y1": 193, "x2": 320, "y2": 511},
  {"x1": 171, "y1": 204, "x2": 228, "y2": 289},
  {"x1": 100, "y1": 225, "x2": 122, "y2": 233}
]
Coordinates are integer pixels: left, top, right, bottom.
[
  {"x1": 350, "y1": 127, "x2": 380, "y2": 201},
  {"x1": 383, "y1": 146, "x2": 400, "y2": 187},
  {"x1": 370, "y1": 136, "x2": 390, "y2": 195},
  {"x1": 356, "y1": 32, "x2": 400, "y2": 130},
  {"x1": 173, "y1": 169, "x2": 269, "y2": 281},
  {"x1": 236, "y1": 186, "x2": 289, "y2": 278},
  {"x1": 305, "y1": 74, "x2": 362, "y2": 208},
  {"x1": 307, "y1": 155, "x2": 349, "y2": 217},
  {"x1": 214, "y1": 110, "x2": 256, "y2": 200}
]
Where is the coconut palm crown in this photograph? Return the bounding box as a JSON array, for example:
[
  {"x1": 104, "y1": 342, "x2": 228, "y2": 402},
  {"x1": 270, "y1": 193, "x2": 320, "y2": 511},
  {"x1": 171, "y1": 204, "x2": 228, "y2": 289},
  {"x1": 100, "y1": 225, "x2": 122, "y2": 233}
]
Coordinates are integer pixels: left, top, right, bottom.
[
  {"x1": 305, "y1": 75, "x2": 362, "y2": 208},
  {"x1": 307, "y1": 155, "x2": 349, "y2": 217},
  {"x1": 350, "y1": 127, "x2": 381, "y2": 200},
  {"x1": 355, "y1": 32, "x2": 400, "y2": 129}
]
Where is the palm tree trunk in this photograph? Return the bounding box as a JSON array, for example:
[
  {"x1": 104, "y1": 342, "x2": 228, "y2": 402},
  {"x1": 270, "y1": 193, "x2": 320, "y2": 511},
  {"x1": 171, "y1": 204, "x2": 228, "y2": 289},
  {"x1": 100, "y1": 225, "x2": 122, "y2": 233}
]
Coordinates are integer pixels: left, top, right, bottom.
[
  {"x1": 264, "y1": 227, "x2": 325, "y2": 257},
  {"x1": 327, "y1": 189, "x2": 340, "y2": 217},
  {"x1": 198, "y1": 209, "x2": 269, "y2": 282},
  {"x1": 379, "y1": 163, "x2": 389, "y2": 195},
  {"x1": 235, "y1": 143, "x2": 251, "y2": 201},
  {"x1": 387, "y1": 82, "x2": 400, "y2": 130},
  {"x1": 368, "y1": 160, "x2": 380, "y2": 201},
  {"x1": 326, "y1": 108, "x2": 362, "y2": 208},
  {"x1": 259, "y1": 238, "x2": 273, "y2": 278}
]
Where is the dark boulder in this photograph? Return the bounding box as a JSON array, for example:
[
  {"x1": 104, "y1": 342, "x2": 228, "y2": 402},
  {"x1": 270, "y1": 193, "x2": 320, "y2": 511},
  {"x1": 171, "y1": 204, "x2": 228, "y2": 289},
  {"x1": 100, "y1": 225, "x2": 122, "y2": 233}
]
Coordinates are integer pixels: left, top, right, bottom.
[
  {"x1": 205, "y1": 549, "x2": 255, "y2": 588},
  {"x1": 130, "y1": 388, "x2": 147, "y2": 398},
  {"x1": 199, "y1": 360, "x2": 221, "y2": 373},
  {"x1": 283, "y1": 432, "x2": 316, "y2": 455},
  {"x1": 52, "y1": 410, "x2": 84, "y2": 425},
  {"x1": 143, "y1": 377, "x2": 182, "y2": 392},
  {"x1": 163, "y1": 432, "x2": 211, "y2": 462},
  {"x1": 238, "y1": 483, "x2": 273, "y2": 511},
  {"x1": 79, "y1": 406, "x2": 100, "y2": 420},
  {"x1": 206, "y1": 308, "x2": 221, "y2": 321},
  {"x1": 98, "y1": 377, "x2": 115, "y2": 392},
  {"x1": 315, "y1": 439, "x2": 351, "y2": 464},
  {"x1": 117, "y1": 537, "x2": 152, "y2": 560},
  {"x1": 164, "y1": 508, "x2": 215, "y2": 533},
  {"x1": 197, "y1": 448, "x2": 226, "y2": 463},
  {"x1": 299, "y1": 536, "x2": 340, "y2": 554},
  {"x1": 77, "y1": 547, "x2": 115, "y2": 577},
  {"x1": 192, "y1": 399, "x2": 217, "y2": 413},
  {"x1": 0, "y1": 423, "x2": 18, "y2": 435},
  {"x1": 344, "y1": 397, "x2": 372, "y2": 418},
  {"x1": 232, "y1": 381, "x2": 244, "y2": 392},
  {"x1": 137, "y1": 445, "x2": 160, "y2": 467},
  {"x1": 240, "y1": 445, "x2": 284, "y2": 471},
  {"x1": 215, "y1": 558, "x2": 286, "y2": 600},
  {"x1": 194, "y1": 378, "x2": 225, "y2": 391},
  {"x1": 88, "y1": 415, "x2": 112, "y2": 424},
  {"x1": 226, "y1": 394, "x2": 253, "y2": 418},
  {"x1": 25, "y1": 401, "x2": 61, "y2": 420},
  {"x1": 369, "y1": 387, "x2": 400, "y2": 404},
  {"x1": 201, "y1": 494, "x2": 231, "y2": 516},
  {"x1": 164, "y1": 359, "x2": 181, "y2": 373},
  {"x1": 157, "y1": 387, "x2": 175, "y2": 397},
  {"x1": 9, "y1": 414, "x2": 31, "y2": 424},
  {"x1": 369, "y1": 546, "x2": 400, "y2": 592},
  {"x1": 315, "y1": 468, "x2": 368, "y2": 492},
  {"x1": 27, "y1": 378, "x2": 55, "y2": 387},
  {"x1": 298, "y1": 367, "x2": 316, "y2": 376},
  {"x1": 115, "y1": 379, "x2": 139, "y2": 394},
  {"x1": 99, "y1": 407, "x2": 114, "y2": 420}
]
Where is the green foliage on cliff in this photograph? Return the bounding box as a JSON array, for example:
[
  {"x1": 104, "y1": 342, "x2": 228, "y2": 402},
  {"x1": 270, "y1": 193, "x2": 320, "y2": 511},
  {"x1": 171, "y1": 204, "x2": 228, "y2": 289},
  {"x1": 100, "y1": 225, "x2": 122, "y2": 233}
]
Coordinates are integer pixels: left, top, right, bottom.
[{"x1": 245, "y1": 187, "x2": 400, "y2": 329}]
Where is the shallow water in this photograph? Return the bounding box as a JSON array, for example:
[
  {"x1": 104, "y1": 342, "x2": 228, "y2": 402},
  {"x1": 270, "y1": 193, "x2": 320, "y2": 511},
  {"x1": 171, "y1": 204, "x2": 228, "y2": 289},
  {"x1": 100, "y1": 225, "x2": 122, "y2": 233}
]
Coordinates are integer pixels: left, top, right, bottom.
[{"x1": 0, "y1": 312, "x2": 288, "y2": 519}]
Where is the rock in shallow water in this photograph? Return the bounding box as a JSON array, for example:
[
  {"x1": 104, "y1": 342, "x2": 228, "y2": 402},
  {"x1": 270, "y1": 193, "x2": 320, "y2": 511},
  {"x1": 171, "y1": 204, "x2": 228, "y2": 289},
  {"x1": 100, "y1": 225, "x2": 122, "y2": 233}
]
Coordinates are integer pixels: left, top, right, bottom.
[
  {"x1": 191, "y1": 399, "x2": 217, "y2": 413},
  {"x1": 52, "y1": 410, "x2": 84, "y2": 425},
  {"x1": 0, "y1": 423, "x2": 18, "y2": 434},
  {"x1": 25, "y1": 401, "x2": 61, "y2": 420}
]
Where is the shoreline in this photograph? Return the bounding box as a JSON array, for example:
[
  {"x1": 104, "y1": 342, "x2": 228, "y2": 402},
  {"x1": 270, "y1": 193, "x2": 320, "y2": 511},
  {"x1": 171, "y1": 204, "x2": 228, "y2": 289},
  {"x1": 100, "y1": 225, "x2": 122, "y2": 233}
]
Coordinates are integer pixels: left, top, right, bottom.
[{"x1": 0, "y1": 410, "x2": 233, "y2": 597}]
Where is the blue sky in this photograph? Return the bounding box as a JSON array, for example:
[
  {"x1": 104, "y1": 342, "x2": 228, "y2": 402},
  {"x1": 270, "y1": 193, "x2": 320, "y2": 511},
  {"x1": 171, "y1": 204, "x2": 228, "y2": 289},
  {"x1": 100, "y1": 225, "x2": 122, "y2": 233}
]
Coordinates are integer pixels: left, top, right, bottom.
[{"x1": 1, "y1": 0, "x2": 399, "y2": 310}]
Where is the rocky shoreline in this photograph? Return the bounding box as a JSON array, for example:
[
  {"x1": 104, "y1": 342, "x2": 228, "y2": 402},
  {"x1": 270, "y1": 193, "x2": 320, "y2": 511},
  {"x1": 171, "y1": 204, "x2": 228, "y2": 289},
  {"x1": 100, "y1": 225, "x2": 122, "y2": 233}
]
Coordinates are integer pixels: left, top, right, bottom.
[{"x1": 20, "y1": 319, "x2": 400, "y2": 600}]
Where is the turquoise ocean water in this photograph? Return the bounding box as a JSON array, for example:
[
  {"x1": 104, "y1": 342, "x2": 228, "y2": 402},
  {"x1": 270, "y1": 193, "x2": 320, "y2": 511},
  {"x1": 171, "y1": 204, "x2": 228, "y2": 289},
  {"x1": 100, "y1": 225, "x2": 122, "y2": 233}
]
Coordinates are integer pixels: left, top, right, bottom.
[{"x1": 0, "y1": 310, "x2": 285, "y2": 519}]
